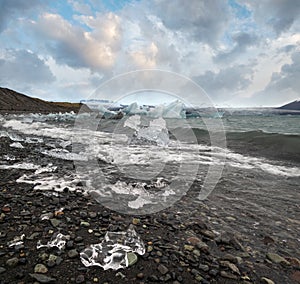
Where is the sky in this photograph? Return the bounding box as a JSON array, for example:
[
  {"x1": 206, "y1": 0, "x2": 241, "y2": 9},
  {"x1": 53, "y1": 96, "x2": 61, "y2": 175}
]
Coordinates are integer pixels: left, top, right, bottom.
[{"x1": 0, "y1": 0, "x2": 300, "y2": 107}]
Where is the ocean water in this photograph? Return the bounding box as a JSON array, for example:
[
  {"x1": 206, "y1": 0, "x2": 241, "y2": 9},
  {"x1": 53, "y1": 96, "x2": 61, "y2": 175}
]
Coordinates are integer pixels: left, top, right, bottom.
[{"x1": 0, "y1": 110, "x2": 299, "y2": 213}]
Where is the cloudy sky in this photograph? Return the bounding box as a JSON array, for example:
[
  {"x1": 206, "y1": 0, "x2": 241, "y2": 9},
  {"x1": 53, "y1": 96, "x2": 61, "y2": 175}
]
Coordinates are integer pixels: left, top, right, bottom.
[{"x1": 0, "y1": 0, "x2": 299, "y2": 107}]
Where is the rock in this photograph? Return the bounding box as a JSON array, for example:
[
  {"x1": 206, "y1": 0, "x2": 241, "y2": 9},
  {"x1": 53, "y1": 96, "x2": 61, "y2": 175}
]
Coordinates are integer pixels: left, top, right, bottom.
[
  {"x1": 68, "y1": 249, "x2": 79, "y2": 258},
  {"x1": 27, "y1": 232, "x2": 40, "y2": 240},
  {"x1": 261, "y1": 277, "x2": 275, "y2": 284},
  {"x1": 291, "y1": 271, "x2": 300, "y2": 283},
  {"x1": 88, "y1": 211, "x2": 97, "y2": 218},
  {"x1": 220, "y1": 271, "x2": 238, "y2": 280},
  {"x1": 147, "y1": 245, "x2": 153, "y2": 253},
  {"x1": 50, "y1": 218, "x2": 61, "y2": 227},
  {"x1": 76, "y1": 274, "x2": 85, "y2": 283},
  {"x1": 266, "y1": 253, "x2": 290, "y2": 265},
  {"x1": 80, "y1": 221, "x2": 90, "y2": 227},
  {"x1": 158, "y1": 264, "x2": 169, "y2": 275},
  {"x1": 219, "y1": 260, "x2": 240, "y2": 275},
  {"x1": 184, "y1": 245, "x2": 194, "y2": 251},
  {"x1": 127, "y1": 252, "x2": 138, "y2": 266},
  {"x1": 199, "y1": 264, "x2": 209, "y2": 272},
  {"x1": 195, "y1": 241, "x2": 209, "y2": 253},
  {"x1": 136, "y1": 272, "x2": 144, "y2": 279},
  {"x1": 34, "y1": 264, "x2": 48, "y2": 274},
  {"x1": 116, "y1": 272, "x2": 126, "y2": 279},
  {"x1": 29, "y1": 273, "x2": 56, "y2": 283},
  {"x1": 200, "y1": 230, "x2": 215, "y2": 239},
  {"x1": 132, "y1": 218, "x2": 140, "y2": 225},
  {"x1": 286, "y1": 257, "x2": 300, "y2": 267},
  {"x1": 187, "y1": 236, "x2": 202, "y2": 245},
  {"x1": 0, "y1": 267, "x2": 6, "y2": 274},
  {"x1": 2, "y1": 205, "x2": 11, "y2": 213},
  {"x1": 6, "y1": 257, "x2": 19, "y2": 267}
]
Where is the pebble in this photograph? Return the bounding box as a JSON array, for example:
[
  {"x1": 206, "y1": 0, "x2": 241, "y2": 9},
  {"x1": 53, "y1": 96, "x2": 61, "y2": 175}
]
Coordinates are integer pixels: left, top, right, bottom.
[
  {"x1": 49, "y1": 218, "x2": 61, "y2": 227},
  {"x1": 68, "y1": 249, "x2": 79, "y2": 258},
  {"x1": 291, "y1": 271, "x2": 300, "y2": 283},
  {"x1": 261, "y1": 277, "x2": 275, "y2": 284},
  {"x1": 158, "y1": 264, "x2": 169, "y2": 275},
  {"x1": 29, "y1": 273, "x2": 56, "y2": 283},
  {"x1": 220, "y1": 270, "x2": 238, "y2": 280},
  {"x1": 137, "y1": 272, "x2": 144, "y2": 279},
  {"x1": 6, "y1": 257, "x2": 19, "y2": 267},
  {"x1": 266, "y1": 253, "x2": 290, "y2": 265},
  {"x1": 34, "y1": 264, "x2": 48, "y2": 274},
  {"x1": 127, "y1": 252, "x2": 138, "y2": 266},
  {"x1": 0, "y1": 267, "x2": 6, "y2": 274},
  {"x1": 80, "y1": 221, "x2": 90, "y2": 227},
  {"x1": 184, "y1": 245, "x2": 194, "y2": 251},
  {"x1": 76, "y1": 274, "x2": 85, "y2": 283}
]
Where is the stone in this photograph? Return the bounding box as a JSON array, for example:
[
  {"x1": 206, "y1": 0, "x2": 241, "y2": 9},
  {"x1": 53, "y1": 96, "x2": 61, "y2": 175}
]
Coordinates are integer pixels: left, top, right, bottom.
[
  {"x1": 187, "y1": 236, "x2": 202, "y2": 245},
  {"x1": 266, "y1": 253, "x2": 290, "y2": 265},
  {"x1": 6, "y1": 257, "x2": 19, "y2": 267},
  {"x1": 34, "y1": 264, "x2": 48, "y2": 274},
  {"x1": 68, "y1": 249, "x2": 79, "y2": 258},
  {"x1": 29, "y1": 273, "x2": 56, "y2": 283},
  {"x1": 127, "y1": 252, "x2": 138, "y2": 266},
  {"x1": 184, "y1": 245, "x2": 194, "y2": 251},
  {"x1": 261, "y1": 277, "x2": 275, "y2": 284},
  {"x1": 220, "y1": 271, "x2": 238, "y2": 280},
  {"x1": 199, "y1": 264, "x2": 209, "y2": 272},
  {"x1": 201, "y1": 230, "x2": 215, "y2": 239},
  {"x1": 80, "y1": 221, "x2": 90, "y2": 227},
  {"x1": 220, "y1": 260, "x2": 240, "y2": 275},
  {"x1": 291, "y1": 271, "x2": 300, "y2": 283},
  {"x1": 132, "y1": 218, "x2": 140, "y2": 225},
  {"x1": 0, "y1": 267, "x2": 6, "y2": 274},
  {"x1": 76, "y1": 274, "x2": 85, "y2": 283},
  {"x1": 88, "y1": 212, "x2": 97, "y2": 218},
  {"x1": 50, "y1": 219, "x2": 61, "y2": 227},
  {"x1": 158, "y1": 264, "x2": 169, "y2": 275},
  {"x1": 286, "y1": 257, "x2": 300, "y2": 267},
  {"x1": 137, "y1": 273, "x2": 144, "y2": 279}
]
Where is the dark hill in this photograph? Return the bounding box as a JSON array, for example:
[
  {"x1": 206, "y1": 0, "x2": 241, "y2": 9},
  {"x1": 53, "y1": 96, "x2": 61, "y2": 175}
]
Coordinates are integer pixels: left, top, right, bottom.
[
  {"x1": 0, "y1": 87, "x2": 91, "y2": 114},
  {"x1": 277, "y1": 100, "x2": 300, "y2": 111}
]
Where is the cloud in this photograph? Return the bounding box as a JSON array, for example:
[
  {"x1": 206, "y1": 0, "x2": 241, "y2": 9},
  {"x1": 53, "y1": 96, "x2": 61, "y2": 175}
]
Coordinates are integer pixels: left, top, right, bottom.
[
  {"x1": 151, "y1": 0, "x2": 229, "y2": 45},
  {"x1": 240, "y1": 0, "x2": 300, "y2": 35},
  {"x1": 194, "y1": 64, "x2": 254, "y2": 101},
  {"x1": 214, "y1": 32, "x2": 258, "y2": 64},
  {"x1": 0, "y1": 49, "x2": 55, "y2": 87},
  {"x1": 0, "y1": 0, "x2": 45, "y2": 33},
  {"x1": 30, "y1": 12, "x2": 122, "y2": 72},
  {"x1": 265, "y1": 51, "x2": 300, "y2": 93}
]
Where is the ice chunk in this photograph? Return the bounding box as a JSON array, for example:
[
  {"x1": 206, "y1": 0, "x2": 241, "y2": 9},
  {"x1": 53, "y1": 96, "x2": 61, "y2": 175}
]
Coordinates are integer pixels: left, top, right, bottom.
[
  {"x1": 162, "y1": 100, "x2": 186, "y2": 118},
  {"x1": 123, "y1": 102, "x2": 147, "y2": 115},
  {"x1": 136, "y1": 117, "x2": 169, "y2": 146},
  {"x1": 10, "y1": 142, "x2": 24, "y2": 148},
  {"x1": 7, "y1": 234, "x2": 25, "y2": 248},
  {"x1": 37, "y1": 233, "x2": 69, "y2": 250},
  {"x1": 80, "y1": 225, "x2": 145, "y2": 270}
]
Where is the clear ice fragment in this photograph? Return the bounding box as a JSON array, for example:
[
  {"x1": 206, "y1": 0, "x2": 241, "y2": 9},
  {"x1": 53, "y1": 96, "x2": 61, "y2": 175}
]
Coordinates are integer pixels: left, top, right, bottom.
[
  {"x1": 80, "y1": 225, "x2": 145, "y2": 270},
  {"x1": 37, "y1": 233, "x2": 69, "y2": 250}
]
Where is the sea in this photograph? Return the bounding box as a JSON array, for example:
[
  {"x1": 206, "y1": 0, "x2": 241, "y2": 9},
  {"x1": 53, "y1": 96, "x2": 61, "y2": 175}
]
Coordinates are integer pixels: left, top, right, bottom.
[{"x1": 0, "y1": 108, "x2": 299, "y2": 256}]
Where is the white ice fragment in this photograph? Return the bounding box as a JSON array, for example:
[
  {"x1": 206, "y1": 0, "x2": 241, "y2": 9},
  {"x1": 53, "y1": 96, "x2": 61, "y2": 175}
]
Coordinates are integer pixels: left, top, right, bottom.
[
  {"x1": 128, "y1": 196, "x2": 153, "y2": 209},
  {"x1": 37, "y1": 233, "x2": 69, "y2": 250},
  {"x1": 10, "y1": 142, "x2": 24, "y2": 149},
  {"x1": 80, "y1": 225, "x2": 145, "y2": 270},
  {"x1": 7, "y1": 234, "x2": 25, "y2": 248}
]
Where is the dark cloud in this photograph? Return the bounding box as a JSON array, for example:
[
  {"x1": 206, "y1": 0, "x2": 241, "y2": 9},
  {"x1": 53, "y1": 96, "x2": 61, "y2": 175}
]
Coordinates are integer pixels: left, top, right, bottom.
[
  {"x1": 267, "y1": 51, "x2": 300, "y2": 93},
  {"x1": 241, "y1": 0, "x2": 300, "y2": 35},
  {"x1": 250, "y1": 51, "x2": 300, "y2": 106},
  {"x1": 194, "y1": 64, "x2": 254, "y2": 97},
  {"x1": 0, "y1": 0, "x2": 45, "y2": 33},
  {"x1": 152, "y1": 0, "x2": 229, "y2": 45},
  {"x1": 0, "y1": 49, "x2": 55, "y2": 86},
  {"x1": 214, "y1": 32, "x2": 258, "y2": 64}
]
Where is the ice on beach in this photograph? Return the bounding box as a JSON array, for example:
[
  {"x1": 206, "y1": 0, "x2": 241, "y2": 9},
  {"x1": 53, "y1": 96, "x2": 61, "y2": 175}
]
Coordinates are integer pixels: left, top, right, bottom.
[
  {"x1": 10, "y1": 142, "x2": 24, "y2": 148},
  {"x1": 0, "y1": 162, "x2": 40, "y2": 170},
  {"x1": 7, "y1": 234, "x2": 25, "y2": 248},
  {"x1": 37, "y1": 233, "x2": 69, "y2": 250},
  {"x1": 80, "y1": 225, "x2": 145, "y2": 270}
]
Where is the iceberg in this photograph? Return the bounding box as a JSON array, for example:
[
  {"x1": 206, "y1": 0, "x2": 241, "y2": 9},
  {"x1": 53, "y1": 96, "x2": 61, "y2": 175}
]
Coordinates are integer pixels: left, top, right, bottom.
[
  {"x1": 80, "y1": 225, "x2": 145, "y2": 270},
  {"x1": 123, "y1": 102, "x2": 147, "y2": 115}
]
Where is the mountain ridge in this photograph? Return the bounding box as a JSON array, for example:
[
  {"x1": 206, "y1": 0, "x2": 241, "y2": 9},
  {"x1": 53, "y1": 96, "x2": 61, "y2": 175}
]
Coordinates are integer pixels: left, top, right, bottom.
[{"x1": 0, "y1": 87, "x2": 91, "y2": 114}]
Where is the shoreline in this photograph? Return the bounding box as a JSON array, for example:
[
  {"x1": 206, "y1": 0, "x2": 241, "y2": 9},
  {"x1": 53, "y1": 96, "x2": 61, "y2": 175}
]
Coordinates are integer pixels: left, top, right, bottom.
[{"x1": 0, "y1": 135, "x2": 299, "y2": 283}]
